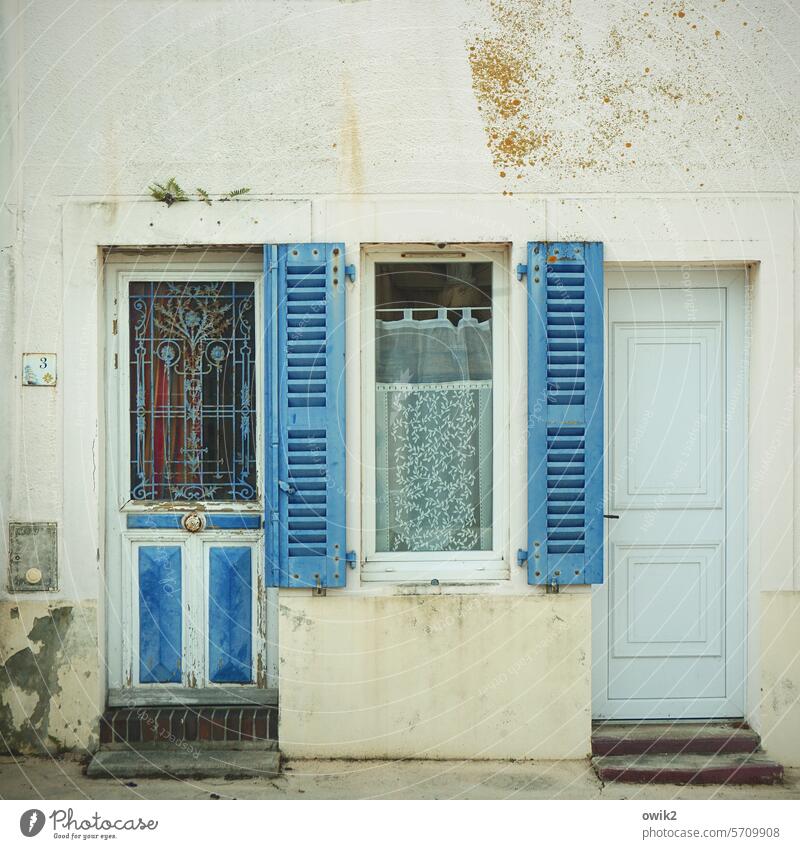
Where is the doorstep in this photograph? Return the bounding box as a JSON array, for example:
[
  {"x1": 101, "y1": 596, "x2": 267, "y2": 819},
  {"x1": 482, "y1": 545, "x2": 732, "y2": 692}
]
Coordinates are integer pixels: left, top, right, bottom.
[
  {"x1": 88, "y1": 704, "x2": 280, "y2": 780},
  {"x1": 591, "y1": 722, "x2": 783, "y2": 785}
]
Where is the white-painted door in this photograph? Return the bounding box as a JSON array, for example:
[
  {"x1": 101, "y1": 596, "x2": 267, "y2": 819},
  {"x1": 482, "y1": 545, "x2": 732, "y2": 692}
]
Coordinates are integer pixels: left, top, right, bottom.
[
  {"x1": 593, "y1": 269, "x2": 747, "y2": 719},
  {"x1": 104, "y1": 256, "x2": 278, "y2": 706}
]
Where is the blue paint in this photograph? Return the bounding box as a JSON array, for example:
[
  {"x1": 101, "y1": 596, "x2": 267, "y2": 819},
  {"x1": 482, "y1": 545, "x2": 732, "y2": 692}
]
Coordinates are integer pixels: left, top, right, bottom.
[
  {"x1": 266, "y1": 244, "x2": 347, "y2": 588},
  {"x1": 138, "y1": 546, "x2": 182, "y2": 683},
  {"x1": 208, "y1": 546, "x2": 252, "y2": 683},
  {"x1": 265, "y1": 245, "x2": 280, "y2": 589},
  {"x1": 527, "y1": 242, "x2": 604, "y2": 586},
  {"x1": 582, "y1": 242, "x2": 605, "y2": 584},
  {"x1": 127, "y1": 514, "x2": 261, "y2": 529},
  {"x1": 205, "y1": 515, "x2": 261, "y2": 530},
  {"x1": 128, "y1": 515, "x2": 182, "y2": 529}
]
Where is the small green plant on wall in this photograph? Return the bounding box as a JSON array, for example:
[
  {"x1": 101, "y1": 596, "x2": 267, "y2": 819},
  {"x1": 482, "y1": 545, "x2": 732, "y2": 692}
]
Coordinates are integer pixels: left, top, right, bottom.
[
  {"x1": 149, "y1": 179, "x2": 251, "y2": 206},
  {"x1": 148, "y1": 177, "x2": 189, "y2": 206},
  {"x1": 219, "y1": 187, "x2": 251, "y2": 201}
]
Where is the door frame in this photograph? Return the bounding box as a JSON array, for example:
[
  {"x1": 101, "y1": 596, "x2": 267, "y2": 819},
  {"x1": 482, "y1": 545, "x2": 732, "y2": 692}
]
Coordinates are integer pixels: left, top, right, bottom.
[
  {"x1": 592, "y1": 264, "x2": 750, "y2": 720},
  {"x1": 102, "y1": 252, "x2": 278, "y2": 706}
]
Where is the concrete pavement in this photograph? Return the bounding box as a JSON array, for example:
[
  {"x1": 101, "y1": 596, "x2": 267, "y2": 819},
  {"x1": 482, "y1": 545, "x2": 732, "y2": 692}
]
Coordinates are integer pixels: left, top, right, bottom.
[{"x1": 2, "y1": 756, "x2": 799, "y2": 800}]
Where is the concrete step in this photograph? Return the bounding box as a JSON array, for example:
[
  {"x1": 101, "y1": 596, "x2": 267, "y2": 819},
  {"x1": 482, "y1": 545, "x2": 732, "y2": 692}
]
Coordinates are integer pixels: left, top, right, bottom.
[
  {"x1": 87, "y1": 748, "x2": 280, "y2": 780},
  {"x1": 592, "y1": 722, "x2": 760, "y2": 756},
  {"x1": 593, "y1": 752, "x2": 784, "y2": 785}
]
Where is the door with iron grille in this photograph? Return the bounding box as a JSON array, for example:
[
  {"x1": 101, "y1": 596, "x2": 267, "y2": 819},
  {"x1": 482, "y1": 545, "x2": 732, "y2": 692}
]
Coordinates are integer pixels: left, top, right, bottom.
[{"x1": 105, "y1": 255, "x2": 275, "y2": 705}]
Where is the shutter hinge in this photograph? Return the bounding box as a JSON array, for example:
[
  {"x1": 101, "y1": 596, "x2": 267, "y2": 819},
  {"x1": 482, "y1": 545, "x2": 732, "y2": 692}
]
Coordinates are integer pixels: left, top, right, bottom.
[
  {"x1": 112, "y1": 319, "x2": 118, "y2": 335},
  {"x1": 516, "y1": 263, "x2": 527, "y2": 281},
  {"x1": 313, "y1": 574, "x2": 326, "y2": 597},
  {"x1": 277, "y1": 480, "x2": 296, "y2": 494},
  {"x1": 345, "y1": 550, "x2": 358, "y2": 569},
  {"x1": 345, "y1": 264, "x2": 356, "y2": 282},
  {"x1": 516, "y1": 549, "x2": 528, "y2": 567},
  {"x1": 545, "y1": 578, "x2": 560, "y2": 594},
  {"x1": 113, "y1": 353, "x2": 118, "y2": 369}
]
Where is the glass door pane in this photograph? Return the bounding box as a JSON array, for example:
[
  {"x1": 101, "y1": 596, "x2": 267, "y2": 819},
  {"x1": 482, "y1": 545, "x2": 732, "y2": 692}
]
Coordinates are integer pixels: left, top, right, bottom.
[{"x1": 128, "y1": 280, "x2": 256, "y2": 502}]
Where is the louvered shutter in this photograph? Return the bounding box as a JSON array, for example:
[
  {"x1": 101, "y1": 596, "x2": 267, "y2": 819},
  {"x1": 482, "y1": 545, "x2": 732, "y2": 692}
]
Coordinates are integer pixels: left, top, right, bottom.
[
  {"x1": 526, "y1": 242, "x2": 604, "y2": 586},
  {"x1": 265, "y1": 243, "x2": 347, "y2": 589}
]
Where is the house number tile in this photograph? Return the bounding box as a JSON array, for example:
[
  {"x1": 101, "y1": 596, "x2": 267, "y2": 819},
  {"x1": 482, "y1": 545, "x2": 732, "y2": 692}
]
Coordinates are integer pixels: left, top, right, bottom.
[{"x1": 22, "y1": 353, "x2": 57, "y2": 386}]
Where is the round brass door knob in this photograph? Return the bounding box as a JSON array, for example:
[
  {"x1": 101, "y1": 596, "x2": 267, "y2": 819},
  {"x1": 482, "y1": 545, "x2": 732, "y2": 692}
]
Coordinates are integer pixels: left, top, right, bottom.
[{"x1": 182, "y1": 513, "x2": 204, "y2": 533}]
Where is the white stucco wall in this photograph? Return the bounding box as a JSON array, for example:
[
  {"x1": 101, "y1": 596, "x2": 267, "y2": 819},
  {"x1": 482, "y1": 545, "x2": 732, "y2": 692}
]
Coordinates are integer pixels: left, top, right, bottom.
[{"x1": 1, "y1": 0, "x2": 799, "y2": 760}]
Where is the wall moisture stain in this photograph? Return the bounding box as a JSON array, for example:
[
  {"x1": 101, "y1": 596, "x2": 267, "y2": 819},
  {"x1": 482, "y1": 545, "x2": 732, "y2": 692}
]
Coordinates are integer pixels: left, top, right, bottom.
[{"x1": 0, "y1": 603, "x2": 98, "y2": 754}]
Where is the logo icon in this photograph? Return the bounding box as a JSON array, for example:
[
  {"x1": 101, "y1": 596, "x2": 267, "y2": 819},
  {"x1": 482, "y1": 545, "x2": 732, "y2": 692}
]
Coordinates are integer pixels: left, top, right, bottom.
[{"x1": 19, "y1": 810, "x2": 45, "y2": 837}]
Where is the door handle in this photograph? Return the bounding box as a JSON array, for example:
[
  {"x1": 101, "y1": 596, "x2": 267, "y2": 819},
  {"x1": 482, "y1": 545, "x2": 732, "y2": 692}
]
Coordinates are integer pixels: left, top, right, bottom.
[
  {"x1": 278, "y1": 480, "x2": 296, "y2": 495},
  {"x1": 182, "y1": 512, "x2": 205, "y2": 533}
]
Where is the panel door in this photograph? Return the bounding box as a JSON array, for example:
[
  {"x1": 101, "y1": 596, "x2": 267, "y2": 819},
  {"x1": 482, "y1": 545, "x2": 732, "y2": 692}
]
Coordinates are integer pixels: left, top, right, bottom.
[
  {"x1": 106, "y1": 264, "x2": 275, "y2": 704},
  {"x1": 592, "y1": 269, "x2": 747, "y2": 719}
]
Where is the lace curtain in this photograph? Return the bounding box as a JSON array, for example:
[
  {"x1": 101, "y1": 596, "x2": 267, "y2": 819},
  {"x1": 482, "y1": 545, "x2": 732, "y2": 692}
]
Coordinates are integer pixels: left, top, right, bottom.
[{"x1": 375, "y1": 311, "x2": 493, "y2": 552}]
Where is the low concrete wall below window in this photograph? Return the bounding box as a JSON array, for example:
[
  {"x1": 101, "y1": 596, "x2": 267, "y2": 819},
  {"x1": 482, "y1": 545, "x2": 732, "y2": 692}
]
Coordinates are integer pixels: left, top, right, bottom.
[{"x1": 278, "y1": 592, "x2": 591, "y2": 760}]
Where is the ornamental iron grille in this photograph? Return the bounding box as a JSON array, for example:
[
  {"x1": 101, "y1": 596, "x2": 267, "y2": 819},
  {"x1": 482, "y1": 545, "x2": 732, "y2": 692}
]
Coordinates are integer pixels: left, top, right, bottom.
[{"x1": 128, "y1": 281, "x2": 257, "y2": 502}]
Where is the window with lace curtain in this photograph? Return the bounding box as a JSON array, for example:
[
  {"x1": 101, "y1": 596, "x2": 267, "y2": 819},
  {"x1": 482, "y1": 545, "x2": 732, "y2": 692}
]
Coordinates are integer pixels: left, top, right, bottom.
[{"x1": 373, "y1": 260, "x2": 494, "y2": 553}]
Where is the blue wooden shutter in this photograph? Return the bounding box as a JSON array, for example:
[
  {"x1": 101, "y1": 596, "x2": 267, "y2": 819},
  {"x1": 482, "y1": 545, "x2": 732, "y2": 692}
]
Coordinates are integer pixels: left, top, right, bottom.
[
  {"x1": 265, "y1": 243, "x2": 347, "y2": 589},
  {"x1": 526, "y1": 242, "x2": 603, "y2": 586}
]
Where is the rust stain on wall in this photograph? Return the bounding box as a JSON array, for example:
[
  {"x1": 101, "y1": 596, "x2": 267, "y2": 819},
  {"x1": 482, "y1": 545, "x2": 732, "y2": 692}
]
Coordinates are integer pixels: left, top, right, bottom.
[
  {"x1": 340, "y1": 71, "x2": 365, "y2": 194},
  {"x1": 466, "y1": 0, "x2": 756, "y2": 181}
]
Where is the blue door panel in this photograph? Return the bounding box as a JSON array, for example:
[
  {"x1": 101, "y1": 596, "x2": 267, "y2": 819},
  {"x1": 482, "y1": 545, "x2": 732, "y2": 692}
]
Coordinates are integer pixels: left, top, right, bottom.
[
  {"x1": 138, "y1": 546, "x2": 182, "y2": 684},
  {"x1": 208, "y1": 546, "x2": 253, "y2": 683}
]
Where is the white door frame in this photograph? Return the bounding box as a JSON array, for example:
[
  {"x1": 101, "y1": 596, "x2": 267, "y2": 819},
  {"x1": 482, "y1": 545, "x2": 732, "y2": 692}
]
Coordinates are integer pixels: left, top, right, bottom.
[
  {"x1": 593, "y1": 265, "x2": 749, "y2": 720},
  {"x1": 103, "y1": 253, "x2": 279, "y2": 705}
]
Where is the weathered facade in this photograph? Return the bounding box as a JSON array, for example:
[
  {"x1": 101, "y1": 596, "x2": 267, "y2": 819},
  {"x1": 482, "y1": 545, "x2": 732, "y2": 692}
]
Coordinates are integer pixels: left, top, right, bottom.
[{"x1": 1, "y1": 0, "x2": 799, "y2": 767}]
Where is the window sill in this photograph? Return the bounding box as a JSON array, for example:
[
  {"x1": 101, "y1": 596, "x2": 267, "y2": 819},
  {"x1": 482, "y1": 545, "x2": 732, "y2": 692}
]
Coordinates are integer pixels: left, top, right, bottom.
[{"x1": 360, "y1": 559, "x2": 509, "y2": 583}]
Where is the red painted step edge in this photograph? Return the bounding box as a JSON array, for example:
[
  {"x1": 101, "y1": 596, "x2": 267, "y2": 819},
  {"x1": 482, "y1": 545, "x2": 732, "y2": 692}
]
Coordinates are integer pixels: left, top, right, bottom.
[
  {"x1": 595, "y1": 762, "x2": 784, "y2": 786},
  {"x1": 592, "y1": 733, "x2": 760, "y2": 757}
]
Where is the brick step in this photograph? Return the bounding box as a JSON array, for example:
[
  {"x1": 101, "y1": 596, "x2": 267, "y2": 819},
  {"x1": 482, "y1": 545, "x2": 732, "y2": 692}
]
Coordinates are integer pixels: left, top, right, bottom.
[
  {"x1": 99, "y1": 705, "x2": 277, "y2": 748},
  {"x1": 592, "y1": 722, "x2": 760, "y2": 756},
  {"x1": 593, "y1": 752, "x2": 784, "y2": 785}
]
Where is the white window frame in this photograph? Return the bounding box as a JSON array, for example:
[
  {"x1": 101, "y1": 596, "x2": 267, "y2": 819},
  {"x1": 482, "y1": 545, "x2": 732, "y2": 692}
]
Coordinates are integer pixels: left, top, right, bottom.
[{"x1": 360, "y1": 245, "x2": 510, "y2": 582}]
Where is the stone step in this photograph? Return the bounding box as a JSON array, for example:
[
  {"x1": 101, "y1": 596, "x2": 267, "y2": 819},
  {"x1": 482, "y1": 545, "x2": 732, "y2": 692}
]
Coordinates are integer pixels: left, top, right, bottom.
[
  {"x1": 87, "y1": 748, "x2": 280, "y2": 780},
  {"x1": 593, "y1": 752, "x2": 784, "y2": 785},
  {"x1": 592, "y1": 722, "x2": 760, "y2": 756}
]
